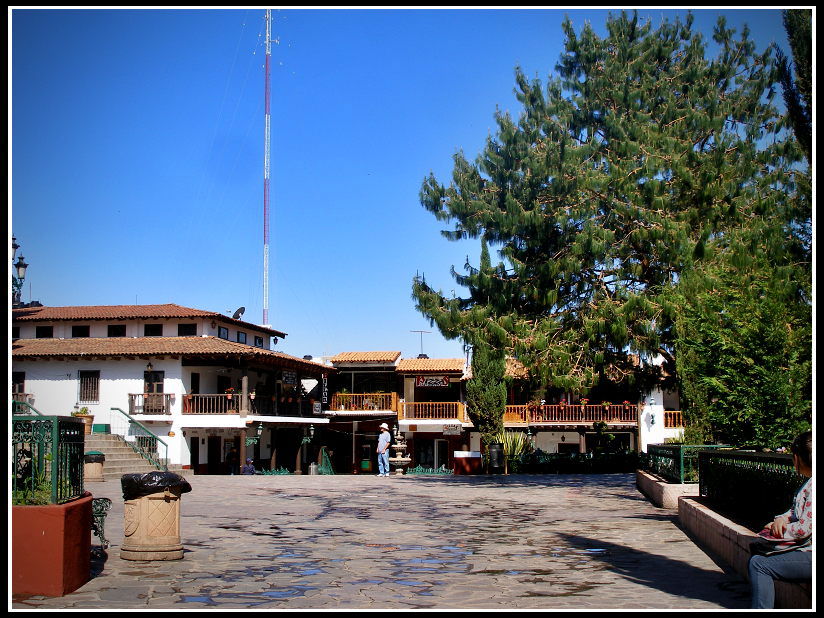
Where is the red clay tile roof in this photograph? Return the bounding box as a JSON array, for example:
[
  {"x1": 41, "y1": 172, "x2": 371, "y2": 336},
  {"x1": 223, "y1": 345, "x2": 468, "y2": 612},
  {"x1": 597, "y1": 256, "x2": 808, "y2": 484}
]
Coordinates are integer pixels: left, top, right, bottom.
[
  {"x1": 11, "y1": 337, "x2": 332, "y2": 375},
  {"x1": 505, "y1": 357, "x2": 529, "y2": 379},
  {"x1": 396, "y1": 358, "x2": 466, "y2": 374},
  {"x1": 12, "y1": 303, "x2": 287, "y2": 337},
  {"x1": 330, "y1": 351, "x2": 402, "y2": 364}
]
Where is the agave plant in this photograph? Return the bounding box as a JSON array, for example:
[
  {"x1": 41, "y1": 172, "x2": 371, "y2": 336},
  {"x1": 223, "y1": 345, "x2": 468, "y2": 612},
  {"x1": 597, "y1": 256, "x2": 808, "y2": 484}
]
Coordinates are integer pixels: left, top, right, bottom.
[{"x1": 492, "y1": 430, "x2": 534, "y2": 474}]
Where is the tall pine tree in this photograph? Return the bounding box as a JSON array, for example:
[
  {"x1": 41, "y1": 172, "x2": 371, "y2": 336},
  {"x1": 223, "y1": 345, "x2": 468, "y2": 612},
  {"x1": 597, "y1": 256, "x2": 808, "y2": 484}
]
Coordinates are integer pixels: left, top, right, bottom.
[{"x1": 412, "y1": 11, "x2": 805, "y2": 401}]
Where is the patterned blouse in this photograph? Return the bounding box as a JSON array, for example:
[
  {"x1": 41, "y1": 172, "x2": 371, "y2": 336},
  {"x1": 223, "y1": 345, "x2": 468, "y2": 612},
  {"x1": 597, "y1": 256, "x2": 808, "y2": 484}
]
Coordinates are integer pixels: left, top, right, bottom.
[{"x1": 776, "y1": 477, "x2": 813, "y2": 551}]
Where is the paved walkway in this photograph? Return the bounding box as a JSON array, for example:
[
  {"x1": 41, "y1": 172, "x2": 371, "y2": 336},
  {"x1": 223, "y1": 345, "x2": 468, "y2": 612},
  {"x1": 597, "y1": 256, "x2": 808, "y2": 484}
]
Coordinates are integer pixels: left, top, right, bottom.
[{"x1": 12, "y1": 473, "x2": 751, "y2": 610}]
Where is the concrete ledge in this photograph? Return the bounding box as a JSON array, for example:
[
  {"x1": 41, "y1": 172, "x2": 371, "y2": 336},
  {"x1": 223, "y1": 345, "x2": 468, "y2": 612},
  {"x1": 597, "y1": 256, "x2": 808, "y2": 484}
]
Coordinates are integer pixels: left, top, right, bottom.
[
  {"x1": 635, "y1": 469, "x2": 699, "y2": 509},
  {"x1": 678, "y1": 496, "x2": 811, "y2": 609}
]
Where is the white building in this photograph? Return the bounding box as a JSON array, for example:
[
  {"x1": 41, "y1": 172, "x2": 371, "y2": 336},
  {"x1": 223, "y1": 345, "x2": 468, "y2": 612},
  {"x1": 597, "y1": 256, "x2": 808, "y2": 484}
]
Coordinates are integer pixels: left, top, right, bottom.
[{"x1": 12, "y1": 304, "x2": 333, "y2": 474}]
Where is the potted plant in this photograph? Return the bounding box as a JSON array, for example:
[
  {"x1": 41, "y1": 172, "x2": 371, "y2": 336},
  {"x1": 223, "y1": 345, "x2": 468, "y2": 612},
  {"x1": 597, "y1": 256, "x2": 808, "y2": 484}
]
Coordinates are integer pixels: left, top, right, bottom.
[
  {"x1": 71, "y1": 406, "x2": 94, "y2": 434},
  {"x1": 12, "y1": 416, "x2": 93, "y2": 596}
]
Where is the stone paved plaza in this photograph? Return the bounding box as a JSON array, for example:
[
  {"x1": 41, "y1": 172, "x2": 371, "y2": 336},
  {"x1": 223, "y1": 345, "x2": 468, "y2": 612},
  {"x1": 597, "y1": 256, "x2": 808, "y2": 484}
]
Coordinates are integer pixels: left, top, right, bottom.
[{"x1": 11, "y1": 473, "x2": 752, "y2": 610}]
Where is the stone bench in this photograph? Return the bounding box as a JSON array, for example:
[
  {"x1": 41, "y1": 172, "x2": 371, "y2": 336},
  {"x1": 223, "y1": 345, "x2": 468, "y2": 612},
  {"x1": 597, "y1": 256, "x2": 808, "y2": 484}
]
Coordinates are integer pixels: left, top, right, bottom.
[
  {"x1": 678, "y1": 496, "x2": 811, "y2": 609},
  {"x1": 635, "y1": 469, "x2": 699, "y2": 509}
]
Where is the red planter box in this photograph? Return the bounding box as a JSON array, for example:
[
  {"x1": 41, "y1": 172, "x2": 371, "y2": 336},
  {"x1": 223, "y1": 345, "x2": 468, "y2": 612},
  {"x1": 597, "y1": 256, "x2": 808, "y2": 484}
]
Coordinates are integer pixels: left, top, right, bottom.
[
  {"x1": 12, "y1": 492, "x2": 93, "y2": 597},
  {"x1": 453, "y1": 452, "x2": 483, "y2": 475}
]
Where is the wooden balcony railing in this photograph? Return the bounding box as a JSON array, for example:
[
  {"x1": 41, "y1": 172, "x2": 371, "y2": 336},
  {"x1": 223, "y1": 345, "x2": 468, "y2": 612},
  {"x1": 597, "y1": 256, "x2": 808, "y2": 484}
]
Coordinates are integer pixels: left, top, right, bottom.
[
  {"x1": 182, "y1": 394, "x2": 241, "y2": 415},
  {"x1": 128, "y1": 393, "x2": 173, "y2": 415},
  {"x1": 664, "y1": 411, "x2": 684, "y2": 428},
  {"x1": 400, "y1": 402, "x2": 466, "y2": 422},
  {"x1": 331, "y1": 392, "x2": 399, "y2": 412},
  {"x1": 504, "y1": 404, "x2": 638, "y2": 425}
]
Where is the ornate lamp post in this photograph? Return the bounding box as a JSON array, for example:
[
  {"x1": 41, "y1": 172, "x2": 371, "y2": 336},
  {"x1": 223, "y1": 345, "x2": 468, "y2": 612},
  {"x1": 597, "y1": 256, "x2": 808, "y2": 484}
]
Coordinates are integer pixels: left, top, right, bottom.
[{"x1": 11, "y1": 237, "x2": 29, "y2": 308}]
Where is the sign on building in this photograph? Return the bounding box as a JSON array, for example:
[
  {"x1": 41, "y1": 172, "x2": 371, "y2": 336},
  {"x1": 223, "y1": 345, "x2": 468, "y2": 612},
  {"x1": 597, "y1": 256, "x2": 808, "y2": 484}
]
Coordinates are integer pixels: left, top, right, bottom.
[
  {"x1": 443, "y1": 424, "x2": 462, "y2": 435},
  {"x1": 415, "y1": 375, "x2": 450, "y2": 388},
  {"x1": 282, "y1": 370, "x2": 297, "y2": 385}
]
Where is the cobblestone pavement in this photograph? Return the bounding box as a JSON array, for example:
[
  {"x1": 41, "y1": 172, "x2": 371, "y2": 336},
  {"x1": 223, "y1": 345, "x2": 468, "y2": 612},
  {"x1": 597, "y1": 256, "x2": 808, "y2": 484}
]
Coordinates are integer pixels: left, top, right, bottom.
[{"x1": 11, "y1": 473, "x2": 751, "y2": 610}]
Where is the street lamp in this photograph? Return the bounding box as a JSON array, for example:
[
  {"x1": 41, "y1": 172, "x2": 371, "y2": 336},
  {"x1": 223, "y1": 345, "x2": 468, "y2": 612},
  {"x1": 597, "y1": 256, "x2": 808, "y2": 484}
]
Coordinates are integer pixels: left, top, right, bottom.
[{"x1": 11, "y1": 237, "x2": 28, "y2": 308}]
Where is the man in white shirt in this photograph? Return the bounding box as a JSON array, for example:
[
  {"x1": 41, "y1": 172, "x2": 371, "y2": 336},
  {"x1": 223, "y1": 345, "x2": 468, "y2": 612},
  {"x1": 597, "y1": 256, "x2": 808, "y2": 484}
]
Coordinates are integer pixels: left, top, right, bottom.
[{"x1": 376, "y1": 423, "x2": 392, "y2": 477}]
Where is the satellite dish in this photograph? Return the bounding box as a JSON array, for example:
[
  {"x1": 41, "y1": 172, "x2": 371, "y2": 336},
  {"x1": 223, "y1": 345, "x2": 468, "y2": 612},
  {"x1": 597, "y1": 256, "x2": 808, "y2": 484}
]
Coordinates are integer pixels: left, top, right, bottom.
[{"x1": 232, "y1": 306, "x2": 246, "y2": 320}]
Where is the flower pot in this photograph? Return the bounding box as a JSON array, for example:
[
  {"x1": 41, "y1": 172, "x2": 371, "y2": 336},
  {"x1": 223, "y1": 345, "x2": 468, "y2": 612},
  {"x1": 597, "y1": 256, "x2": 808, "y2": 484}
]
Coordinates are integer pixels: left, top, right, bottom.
[
  {"x1": 74, "y1": 415, "x2": 93, "y2": 434},
  {"x1": 12, "y1": 493, "x2": 93, "y2": 596}
]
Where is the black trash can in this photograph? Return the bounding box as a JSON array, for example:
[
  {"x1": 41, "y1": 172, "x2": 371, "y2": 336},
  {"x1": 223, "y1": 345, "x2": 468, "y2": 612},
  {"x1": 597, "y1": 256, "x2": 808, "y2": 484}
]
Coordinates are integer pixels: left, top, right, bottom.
[{"x1": 487, "y1": 442, "x2": 504, "y2": 474}]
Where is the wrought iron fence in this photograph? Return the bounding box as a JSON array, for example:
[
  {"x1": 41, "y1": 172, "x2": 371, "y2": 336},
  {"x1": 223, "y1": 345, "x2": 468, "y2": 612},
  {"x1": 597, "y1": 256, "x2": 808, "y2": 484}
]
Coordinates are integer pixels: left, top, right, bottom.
[
  {"x1": 110, "y1": 407, "x2": 168, "y2": 471},
  {"x1": 698, "y1": 450, "x2": 804, "y2": 531},
  {"x1": 645, "y1": 444, "x2": 731, "y2": 483},
  {"x1": 12, "y1": 415, "x2": 85, "y2": 505}
]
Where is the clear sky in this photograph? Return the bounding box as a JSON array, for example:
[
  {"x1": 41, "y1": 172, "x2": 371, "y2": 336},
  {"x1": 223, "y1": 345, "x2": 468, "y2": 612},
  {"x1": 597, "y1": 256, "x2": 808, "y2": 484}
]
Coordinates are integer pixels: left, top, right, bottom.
[{"x1": 10, "y1": 7, "x2": 794, "y2": 361}]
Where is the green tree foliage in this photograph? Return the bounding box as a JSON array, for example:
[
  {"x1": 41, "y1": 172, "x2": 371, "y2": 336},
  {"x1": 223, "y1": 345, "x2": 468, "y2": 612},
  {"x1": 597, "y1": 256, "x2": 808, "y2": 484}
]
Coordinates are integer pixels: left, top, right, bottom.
[
  {"x1": 674, "y1": 256, "x2": 811, "y2": 448},
  {"x1": 775, "y1": 9, "x2": 812, "y2": 163},
  {"x1": 465, "y1": 343, "x2": 507, "y2": 445},
  {"x1": 412, "y1": 11, "x2": 804, "y2": 405}
]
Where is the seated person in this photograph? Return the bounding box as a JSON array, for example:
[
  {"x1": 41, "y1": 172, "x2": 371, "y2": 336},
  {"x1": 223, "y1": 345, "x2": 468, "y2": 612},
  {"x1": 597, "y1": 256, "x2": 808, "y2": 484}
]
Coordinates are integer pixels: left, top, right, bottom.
[{"x1": 748, "y1": 431, "x2": 812, "y2": 608}]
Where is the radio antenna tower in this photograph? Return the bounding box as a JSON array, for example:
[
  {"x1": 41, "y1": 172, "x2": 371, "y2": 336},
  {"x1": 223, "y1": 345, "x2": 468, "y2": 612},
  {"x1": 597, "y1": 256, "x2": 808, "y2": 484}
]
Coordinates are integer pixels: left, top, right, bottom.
[{"x1": 262, "y1": 8, "x2": 272, "y2": 327}]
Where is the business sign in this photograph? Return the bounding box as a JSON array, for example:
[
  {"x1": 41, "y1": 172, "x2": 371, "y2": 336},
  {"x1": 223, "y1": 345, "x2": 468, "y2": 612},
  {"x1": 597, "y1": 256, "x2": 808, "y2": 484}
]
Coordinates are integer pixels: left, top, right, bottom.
[
  {"x1": 415, "y1": 375, "x2": 450, "y2": 388},
  {"x1": 282, "y1": 370, "x2": 297, "y2": 385},
  {"x1": 321, "y1": 373, "x2": 329, "y2": 405},
  {"x1": 443, "y1": 424, "x2": 462, "y2": 435}
]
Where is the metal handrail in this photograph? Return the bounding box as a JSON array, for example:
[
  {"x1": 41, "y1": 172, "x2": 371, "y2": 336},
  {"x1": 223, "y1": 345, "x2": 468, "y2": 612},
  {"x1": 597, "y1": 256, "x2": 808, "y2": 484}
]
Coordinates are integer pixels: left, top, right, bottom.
[
  {"x1": 12, "y1": 399, "x2": 44, "y2": 416},
  {"x1": 110, "y1": 407, "x2": 169, "y2": 471}
]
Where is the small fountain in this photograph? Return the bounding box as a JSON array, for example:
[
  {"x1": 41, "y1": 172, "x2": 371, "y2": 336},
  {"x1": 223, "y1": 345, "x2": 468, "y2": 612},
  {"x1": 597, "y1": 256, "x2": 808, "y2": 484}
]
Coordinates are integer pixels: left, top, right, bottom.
[{"x1": 388, "y1": 425, "x2": 412, "y2": 475}]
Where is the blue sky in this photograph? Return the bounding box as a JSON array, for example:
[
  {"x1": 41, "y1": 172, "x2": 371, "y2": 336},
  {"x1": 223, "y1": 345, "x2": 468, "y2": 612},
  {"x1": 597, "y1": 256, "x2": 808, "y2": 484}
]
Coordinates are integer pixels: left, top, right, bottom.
[{"x1": 10, "y1": 7, "x2": 794, "y2": 361}]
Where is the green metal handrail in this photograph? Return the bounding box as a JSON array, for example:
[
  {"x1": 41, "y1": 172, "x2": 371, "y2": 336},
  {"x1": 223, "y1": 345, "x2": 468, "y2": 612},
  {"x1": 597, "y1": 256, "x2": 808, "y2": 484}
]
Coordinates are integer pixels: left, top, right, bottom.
[
  {"x1": 110, "y1": 407, "x2": 169, "y2": 471},
  {"x1": 11, "y1": 399, "x2": 44, "y2": 416}
]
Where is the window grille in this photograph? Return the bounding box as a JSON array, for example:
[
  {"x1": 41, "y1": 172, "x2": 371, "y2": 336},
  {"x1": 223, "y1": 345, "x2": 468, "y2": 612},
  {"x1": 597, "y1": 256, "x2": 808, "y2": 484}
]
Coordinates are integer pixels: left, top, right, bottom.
[{"x1": 79, "y1": 370, "x2": 100, "y2": 403}]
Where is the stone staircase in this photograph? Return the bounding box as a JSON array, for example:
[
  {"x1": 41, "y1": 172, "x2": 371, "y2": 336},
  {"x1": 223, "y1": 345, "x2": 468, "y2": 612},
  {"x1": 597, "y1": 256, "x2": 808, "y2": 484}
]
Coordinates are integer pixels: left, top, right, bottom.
[{"x1": 84, "y1": 433, "x2": 189, "y2": 481}]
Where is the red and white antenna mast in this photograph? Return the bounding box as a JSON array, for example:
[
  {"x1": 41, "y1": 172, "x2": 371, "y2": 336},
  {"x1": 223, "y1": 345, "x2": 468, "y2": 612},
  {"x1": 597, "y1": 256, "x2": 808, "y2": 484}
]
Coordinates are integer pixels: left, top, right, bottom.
[{"x1": 262, "y1": 8, "x2": 272, "y2": 328}]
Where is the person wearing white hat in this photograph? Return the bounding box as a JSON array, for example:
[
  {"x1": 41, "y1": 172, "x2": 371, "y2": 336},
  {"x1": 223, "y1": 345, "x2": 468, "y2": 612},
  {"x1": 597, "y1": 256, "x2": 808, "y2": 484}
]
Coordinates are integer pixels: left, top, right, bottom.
[{"x1": 376, "y1": 423, "x2": 392, "y2": 477}]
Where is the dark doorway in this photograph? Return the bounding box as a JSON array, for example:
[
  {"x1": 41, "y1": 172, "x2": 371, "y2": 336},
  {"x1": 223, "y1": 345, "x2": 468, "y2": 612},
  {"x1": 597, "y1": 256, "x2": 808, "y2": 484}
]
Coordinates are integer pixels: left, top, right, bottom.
[
  {"x1": 190, "y1": 436, "x2": 200, "y2": 474},
  {"x1": 207, "y1": 436, "x2": 222, "y2": 474}
]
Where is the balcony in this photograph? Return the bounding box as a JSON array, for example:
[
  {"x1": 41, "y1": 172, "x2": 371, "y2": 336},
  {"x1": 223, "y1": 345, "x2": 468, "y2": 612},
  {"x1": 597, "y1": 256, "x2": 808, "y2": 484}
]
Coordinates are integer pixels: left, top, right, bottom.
[
  {"x1": 395, "y1": 402, "x2": 639, "y2": 427},
  {"x1": 504, "y1": 404, "x2": 638, "y2": 425},
  {"x1": 664, "y1": 411, "x2": 684, "y2": 428},
  {"x1": 400, "y1": 401, "x2": 467, "y2": 422},
  {"x1": 129, "y1": 393, "x2": 173, "y2": 415},
  {"x1": 330, "y1": 392, "x2": 398, "y2": 412}
]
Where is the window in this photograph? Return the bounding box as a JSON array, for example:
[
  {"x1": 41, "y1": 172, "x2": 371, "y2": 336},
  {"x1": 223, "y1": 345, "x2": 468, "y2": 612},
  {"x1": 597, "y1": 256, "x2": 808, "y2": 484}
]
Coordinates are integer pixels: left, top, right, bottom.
[
  {"x1": 254, "y1": 336, "x2": 265, "y2": 348},
  {"x1": 218, "y1": 326, "x2": 229, "y2": 340},
  {"x1": 79, "y1": 370, "x2": 100, "y2": 403},
  {"x1": 36, "y1": 325, "x2": 53, "y2": 338},
  {"x1": 144, "y1": 323, "x2": 163, "y2": 337},
  {"x1": 108, "y1": 324, "x2": 127, "y2": 337},
  {"x1": 12, "y1": 372, "x2": 25, "y2": 395},
  {"x1": 178, "y1": 323, "x2": 197, "y2": 336},
  {"x1": 72, "y1": 325, "x2": 90, "y2": 338},
  {"x1": 236, "y1": 331, "x2": 247, "y2": 344}
]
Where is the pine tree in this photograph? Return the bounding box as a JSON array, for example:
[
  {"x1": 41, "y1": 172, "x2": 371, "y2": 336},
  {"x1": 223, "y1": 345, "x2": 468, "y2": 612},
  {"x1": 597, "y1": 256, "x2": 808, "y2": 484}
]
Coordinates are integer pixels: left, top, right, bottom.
[
  {"x1": 465, "y1": 343, "x2": 507, "y2": 446},
  {"x1": 413, "y1": 11, "x2": 804, "y2": 397},
  {"x1": 775, "y1": 9, "x2": 812, "y2": 163}
]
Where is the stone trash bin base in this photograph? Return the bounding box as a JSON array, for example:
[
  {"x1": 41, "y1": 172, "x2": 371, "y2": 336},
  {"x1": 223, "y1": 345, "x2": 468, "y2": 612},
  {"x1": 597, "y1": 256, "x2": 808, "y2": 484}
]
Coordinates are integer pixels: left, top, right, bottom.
[
  {"x1": 120, "y1": 471, "x2": 192, "y2": 561},
  {"x1": 84, "y1": 451, "x2": 105, "y2": 483}
]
